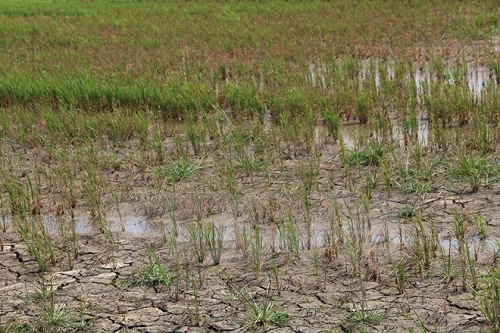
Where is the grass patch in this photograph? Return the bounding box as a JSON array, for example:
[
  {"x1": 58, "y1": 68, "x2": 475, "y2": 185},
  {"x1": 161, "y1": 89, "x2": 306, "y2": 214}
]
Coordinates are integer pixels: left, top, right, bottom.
[
  {"x1": 221, "y1": 274, "x2": 289, "y2": 331},
  {"x1": 120, "y1": 251, "x2": 172, "y2": 292},
  {"x1": 161, "y1": 158, "x2": 200, "y2": 183},
  {"x1": 478, "y1": 267, "x2": 500, "y2": 332}
]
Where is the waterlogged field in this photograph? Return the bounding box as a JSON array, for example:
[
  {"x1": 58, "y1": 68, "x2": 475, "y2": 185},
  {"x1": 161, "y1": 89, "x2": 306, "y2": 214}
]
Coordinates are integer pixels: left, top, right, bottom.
[{"x1": 0, "y1": 1, "x2": 499, "y2": 332}]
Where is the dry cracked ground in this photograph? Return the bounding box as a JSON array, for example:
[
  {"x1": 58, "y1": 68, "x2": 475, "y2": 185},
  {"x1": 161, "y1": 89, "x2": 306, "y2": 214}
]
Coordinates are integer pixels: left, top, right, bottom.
[
  {"x1": 0, "y1": 233, "x2": 494, "y2": 333},
  {"x1": 0, "y1": 130, "x2": 499, "y2": 332},
  {"x1": 0, "y1": 189, "x2": 498, "y2": 333}
]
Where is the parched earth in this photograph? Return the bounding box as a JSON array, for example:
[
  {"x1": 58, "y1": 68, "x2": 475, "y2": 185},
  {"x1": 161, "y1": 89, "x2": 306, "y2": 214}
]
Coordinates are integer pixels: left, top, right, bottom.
[
  {"x1": 0, "y1": 234, "x2": 490, "y2": 333},
  {"x1": 0, "y1": 126, "x2": 499, "y2": 332},
  {"x1": 0, "y1": 197, "x2": 498, "y2": 333}
]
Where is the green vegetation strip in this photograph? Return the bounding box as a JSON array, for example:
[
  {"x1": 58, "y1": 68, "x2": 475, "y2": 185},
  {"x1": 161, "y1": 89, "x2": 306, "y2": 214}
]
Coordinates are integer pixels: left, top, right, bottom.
[{"x1": 0, "y1": 0, "x2": 498, "y2": 118}]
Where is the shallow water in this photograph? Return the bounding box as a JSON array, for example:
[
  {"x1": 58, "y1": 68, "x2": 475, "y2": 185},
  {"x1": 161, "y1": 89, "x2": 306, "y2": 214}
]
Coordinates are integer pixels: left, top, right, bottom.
[
  {"x1": 310, "y1": 59, "x2": 497, "y2": 150},
  {"x1": 333, "y1": 118, "x2": 431, "y2": 149},
  {"x1": 3, "y1": 212, "x2": 497, "y2": 256},
  {"x1": 53, "y1": 214, "x2": 500, "y2": 253},
  {"x1": 308, "y1": 59, "x2": 496, "y2": 99}
]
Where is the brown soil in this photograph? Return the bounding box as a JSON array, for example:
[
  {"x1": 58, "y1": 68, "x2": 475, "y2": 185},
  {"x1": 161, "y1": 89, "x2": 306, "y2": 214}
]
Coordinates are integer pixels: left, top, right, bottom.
[{"x1": 0, "y1": 126, "x2": 499, "y2": 333}]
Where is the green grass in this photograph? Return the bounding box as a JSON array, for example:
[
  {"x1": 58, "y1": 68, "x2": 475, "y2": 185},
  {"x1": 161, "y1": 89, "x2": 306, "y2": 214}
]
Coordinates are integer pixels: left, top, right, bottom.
[
  {"x1": 222, "y1": 274, "x2": 289, "y2": 331},
  {"x1": 0, "y1": 1, "x2": 499, "y2": 331},
  {"x1": 120, "y1": 251, "x2": 172, "y2": 292},
  {"x1": 452, "y1": 152, "x2": 497, "y2": 192},
  {"x1": 399, "y1": 205, "x2": 419, "y2": 220},
  {"x1": 161, "y1": 158, "x2": 200, "y2": 183},
  {"x1": 0, "y1": 0, "x2": 498, "y2": 122},
  {"x1": 478, "y1": 267, "x2": 500, "y2": 332},
  {"x1": 340, "y1": 140, "x2": 387, "y2": 167},
  {"x1": 121, "y1": 262, "x2": 169, "y2": 289},
  {"x1": 7, "y1": 277, "x2": 90, "y2": 333},
  {"x1": 345, "y1": 288, "x2": 385, "y2": 331},
  {"x1": 17, "y1": 303, "x2": 89, "y2": 333}
]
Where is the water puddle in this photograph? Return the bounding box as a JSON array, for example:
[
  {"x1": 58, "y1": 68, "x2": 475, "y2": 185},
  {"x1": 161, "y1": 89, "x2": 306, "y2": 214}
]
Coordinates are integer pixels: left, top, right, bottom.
[
  {"x1": 2, "y1": 213, "x2": 498, "y2": 256},
  {"x1": 308, "y1": 59, "x2": 497, "y2": 99},
  {"x1": 171, "y1": 217, "x2": 499, "y2": 255},
  {"x1": 440, "y1": 236, "x2": 498, "y2": 254},
  {"x1": 494, "y1": 37, "x2": 500, "y2": 54},
  {"x1": 308, "y1": 59, "x2": 497, "y2": 150},
  {"x1": 335, "y1": 118, "x2": 431, "y2": 150},
  {"x1": 371, "y1": 231, "x2": 498, "y2": 253},
  {"x1": 43, "y1": 216, "x2": 91, "y2": 234},
  {"x1": 3, "y1": 215, "x2": 160, "y2": 236}
]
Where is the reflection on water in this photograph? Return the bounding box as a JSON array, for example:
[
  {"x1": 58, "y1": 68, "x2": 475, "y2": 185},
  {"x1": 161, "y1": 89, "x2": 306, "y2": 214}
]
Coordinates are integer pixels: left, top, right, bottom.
[
  {"x1": 440, "y1": 236, "x2": 498, "y2": 253},
  {"x1": 308, "y1": 59, "x2": 497, "y2": 99},
  {"x1": 42, "y1": 216, "x2": 154, "y2": 235},
  {"x1": 277, "y1": 59, "x2": 495, "y2": 152},
  {"x1": 468, "y1": 64, "x2": 491, "y2": 97},
  {"x1": 2, "y1": 213, "x2": 497, "y2": 256},
  {"x1": 371, "y1": 231, "x2": 498, "y2": 253},
  {"x1": 361, "y1": 60, "x2": 495, "y2": 98},
  {"x1": 309, "y1": 59, "x2": 497, "y2": 150},
  {"x1": 224, "y1": 222, "x2": 499, "y2": 254},
  {"x1": 339, "y1": 117, "x2": 430, "y2": 150}
]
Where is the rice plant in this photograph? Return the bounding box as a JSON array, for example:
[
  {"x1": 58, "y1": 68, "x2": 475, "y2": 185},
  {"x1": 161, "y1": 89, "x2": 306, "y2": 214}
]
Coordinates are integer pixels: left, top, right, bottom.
[
  {"x1": 120, "y1": 250, "x2": 172, "y2": 292},
  {"x1": 81, "y1": 164, "x2": 105, "y2": 224},
  {"x1": 0, "y1": 174, "x2": 38, "y2": 218},
  {"x1": 250, "y1": 225, "x2": 263, "y2": 278},
  {"x1": 277, "y1": 214, "x2": 300, "y2": 257},
  {"x1": 477, "y1": 267, "x2": 499, "y2": 332},
  {"x1": 187, "y1": 222, "x2": 208, "y2": 264},
  {"x1": 204, "y1": 221, "x2": 225, "y2": 266},
  {"x1": 12, "y1": 216, "x2": 55, "y2": 272},
  {"x1": 222, "y1": 275, "x2": 288, "y2": 331},
  {"x1": 322, "y1": 106, "x2": 341, "y2": 140},
  {"x1": 163, "y1": 158, "x2": 200, "y2": 183},
  {"x1": 472, "y1": 213, "x2": 488, "y2": 239}
]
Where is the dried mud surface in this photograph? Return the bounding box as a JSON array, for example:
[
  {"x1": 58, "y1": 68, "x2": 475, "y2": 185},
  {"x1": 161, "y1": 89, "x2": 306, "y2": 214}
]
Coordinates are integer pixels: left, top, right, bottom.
[
  {"x1": 0, "y1": 221, "x2": 496, "y2": 333},
  {"x1": 0, "y1": 135, "x2": 499, "y2": 332}
]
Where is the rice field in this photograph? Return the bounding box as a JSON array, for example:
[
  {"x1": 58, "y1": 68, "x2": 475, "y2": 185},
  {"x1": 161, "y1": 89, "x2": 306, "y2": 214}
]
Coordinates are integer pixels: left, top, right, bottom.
[{"x1": 0, "y1": 1, "x2": 499, "y2": 332}]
